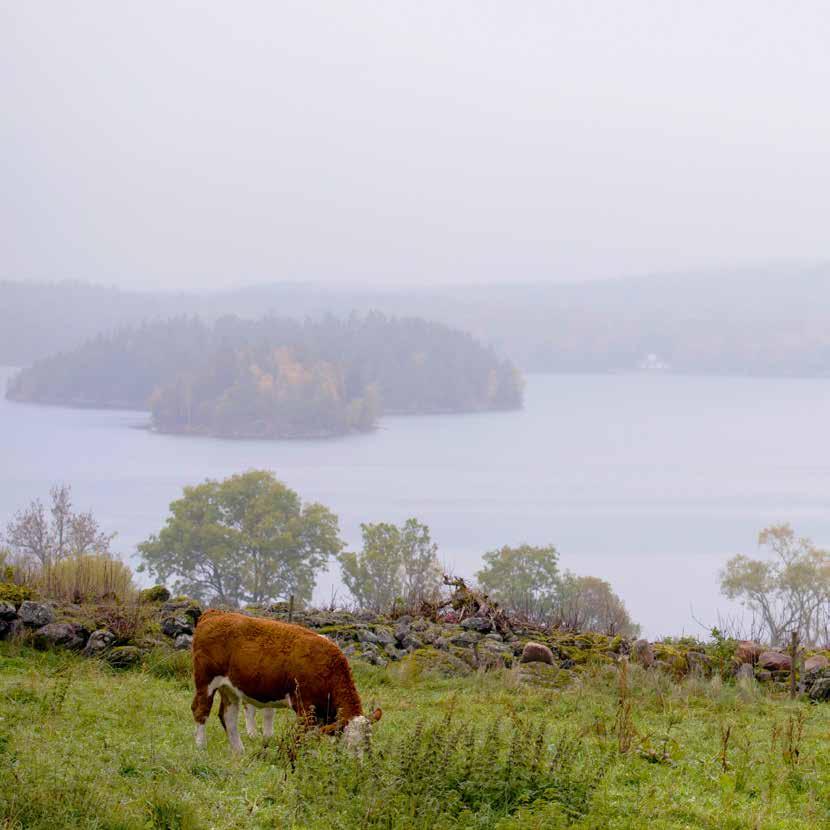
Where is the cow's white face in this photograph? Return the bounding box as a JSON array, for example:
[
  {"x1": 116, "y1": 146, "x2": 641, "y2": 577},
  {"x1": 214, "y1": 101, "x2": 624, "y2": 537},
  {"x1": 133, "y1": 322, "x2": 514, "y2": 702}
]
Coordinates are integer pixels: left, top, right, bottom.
[{"x1": 342, "y1": 715, "x2": 372, "y2": 755}]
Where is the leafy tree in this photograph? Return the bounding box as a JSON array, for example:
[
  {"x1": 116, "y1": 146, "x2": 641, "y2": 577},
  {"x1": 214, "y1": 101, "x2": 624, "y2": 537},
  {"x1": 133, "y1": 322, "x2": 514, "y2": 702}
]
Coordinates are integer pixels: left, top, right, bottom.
[
  {"x1": 339, "y1": 518, "x2": 442, "y2": 612},
  {"x1": 720, "y1": 523, "x2": 830, "y2": 647},
  {"x1": 138, "y1": 470, "x2": 343, "y2": 606},
  {"x1": 551, "y1": 572, "x2": 639, "y2": 637},
  {"x1": 475, "y1": 544, "x2": 560, "y2": 621},
  {"x1": 4, "y1": 484, "x2": 115, "y2": 570}
]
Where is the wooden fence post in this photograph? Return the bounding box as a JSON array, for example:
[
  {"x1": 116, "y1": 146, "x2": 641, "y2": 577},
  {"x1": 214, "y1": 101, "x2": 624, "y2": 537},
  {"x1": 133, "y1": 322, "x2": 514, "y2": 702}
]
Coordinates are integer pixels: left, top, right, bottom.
[
  {"x1": 790, "y1": 630, "x2": 798, "y2": 699},
  {"x1": 288, "y1": 594, "x2": 294, "y2": 624}
]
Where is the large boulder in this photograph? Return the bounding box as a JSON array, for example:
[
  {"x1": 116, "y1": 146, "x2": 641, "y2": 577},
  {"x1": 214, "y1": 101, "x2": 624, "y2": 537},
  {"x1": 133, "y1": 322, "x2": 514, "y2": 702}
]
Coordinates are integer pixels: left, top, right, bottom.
[
  {"x1": 758, "y1": 651, "x2": 792, "y2": 672},
  {"x1": 33, "y1": 622, "x2": 89, "y2": 651},
  {"x1": 477, "y1": 639, "x2": 514, "y2": 669},
  {"x1": 0, "y1": 601, "x2": 17, "y2": 621},
  {"x1": 461, "y1": 616, "x2": 493, "y2": 634},
  {"x1": 631, "y1": 639, "x2": 655, "y2": 668},
  {"x1": 18, "y1": 601, "x2": 54, "y2": 628},
  {"x1": 161, "y1": 599, "x2": 201, "y2": 624},
  {"x1": 84, "y1": 629, "x2": 116, "y2": 656},
  {"x1": 735, "y1": 641, "x2": 764, "y2": 665},
  {"x1": 520, "y1": 641, "x2": 555, "y2": 665},
  {"x1": 174, "y1": 633, "x2": 193, "y2": 650},
  {"x1": 804, "y1": 654, "x2": 829, "y2": 675}
]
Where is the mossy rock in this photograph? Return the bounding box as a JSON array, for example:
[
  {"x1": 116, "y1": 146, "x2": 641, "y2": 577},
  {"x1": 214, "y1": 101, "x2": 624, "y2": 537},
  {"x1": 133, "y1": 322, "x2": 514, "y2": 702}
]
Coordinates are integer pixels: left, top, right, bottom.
[
  {"x1": 408, "y1": 647, "x2": 472, "y2": 678},
  {"x1": 105, "y1": 646, "x2": 143, "y2": 669},
  {"x1": 139, "y1": 585, "x2": 170, "y2": 604},
  {"x1": 516, "y1": 662, "x2": 568, "y2": 689},
  {"x1": 0, "y1": 583, "x2": 33, "y2": 606},
  {"x1": 653, "y1": 644, "x2": 688, "y2": 675}
]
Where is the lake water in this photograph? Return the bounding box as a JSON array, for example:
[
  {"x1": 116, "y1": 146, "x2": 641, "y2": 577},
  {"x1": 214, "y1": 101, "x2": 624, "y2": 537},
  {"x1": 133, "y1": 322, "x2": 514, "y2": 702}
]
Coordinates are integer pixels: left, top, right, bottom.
[{"x1": 2, "y1": 366, "x2": 829, "y2": 638}]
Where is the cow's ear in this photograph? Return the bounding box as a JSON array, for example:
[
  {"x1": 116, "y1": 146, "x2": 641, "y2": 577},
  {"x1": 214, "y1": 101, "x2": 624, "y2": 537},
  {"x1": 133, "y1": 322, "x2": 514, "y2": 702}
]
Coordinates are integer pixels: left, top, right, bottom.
[{"x1": 370, "y1": 707, "x2": 382, "y2": 722}]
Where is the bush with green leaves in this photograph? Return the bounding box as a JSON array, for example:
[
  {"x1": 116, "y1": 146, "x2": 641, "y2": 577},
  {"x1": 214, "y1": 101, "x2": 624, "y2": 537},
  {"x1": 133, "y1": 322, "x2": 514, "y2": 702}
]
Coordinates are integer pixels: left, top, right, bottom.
[
  {"x1": 138, "y1": 470, "x2": 343, "y2": 606},
  {"x1": 339, "y1": 518, "x2": 443, "y2": 612},
  {"x1": 475, "y1": 544, "x2": 560, "y2": 621}
]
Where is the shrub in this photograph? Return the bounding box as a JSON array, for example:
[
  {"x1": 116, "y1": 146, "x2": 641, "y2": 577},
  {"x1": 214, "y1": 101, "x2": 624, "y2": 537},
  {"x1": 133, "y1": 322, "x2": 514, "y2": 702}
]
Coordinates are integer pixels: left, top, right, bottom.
[
  {"x1": 139, "y1": 585, "x2": 171, "y2": 604},
  {"x1": 0, "y1": 581, "x2": 33, "y2": 605},
  {"x1": 42, "y1": 554, "x2": 136, "y2": 604}
]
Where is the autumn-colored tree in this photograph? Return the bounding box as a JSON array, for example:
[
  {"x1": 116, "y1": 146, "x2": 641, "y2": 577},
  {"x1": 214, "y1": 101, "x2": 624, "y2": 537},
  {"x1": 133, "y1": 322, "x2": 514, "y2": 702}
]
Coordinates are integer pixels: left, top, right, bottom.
[
  {"x1": 551, "y1": 572, "x2": 639, "y2": 636},
  {"x1": 720, "y1": 524, "x2": 830, "y2": 647}
]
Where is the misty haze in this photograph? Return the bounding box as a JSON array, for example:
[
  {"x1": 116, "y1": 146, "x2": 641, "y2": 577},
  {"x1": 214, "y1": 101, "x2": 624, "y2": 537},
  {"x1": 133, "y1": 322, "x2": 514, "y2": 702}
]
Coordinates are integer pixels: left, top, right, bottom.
[{"x1": 3, "y1": 3, "x2": 830, "y2": 828}]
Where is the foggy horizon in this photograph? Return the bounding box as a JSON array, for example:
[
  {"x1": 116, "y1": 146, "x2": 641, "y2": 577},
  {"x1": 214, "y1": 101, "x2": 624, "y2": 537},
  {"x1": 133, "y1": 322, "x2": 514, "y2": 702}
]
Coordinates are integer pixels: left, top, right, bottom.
[{"x1": 4, "y1": 2, "x2": 830, "y2": 291}]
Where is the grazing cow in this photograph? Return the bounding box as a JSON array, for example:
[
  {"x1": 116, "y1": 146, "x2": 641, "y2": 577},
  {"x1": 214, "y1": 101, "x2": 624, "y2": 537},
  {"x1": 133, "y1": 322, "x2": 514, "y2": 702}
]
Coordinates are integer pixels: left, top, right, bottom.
[{"x1": 191, "y1": 610, "x2": 381, "y2": 753}]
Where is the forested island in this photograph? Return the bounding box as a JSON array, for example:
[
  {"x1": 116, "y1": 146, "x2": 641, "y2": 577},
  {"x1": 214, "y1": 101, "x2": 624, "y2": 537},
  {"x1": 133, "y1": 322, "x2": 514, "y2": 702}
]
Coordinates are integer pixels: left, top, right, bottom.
[{"x1": 6, "y1": 314, "x2": 523, "y2": 439}]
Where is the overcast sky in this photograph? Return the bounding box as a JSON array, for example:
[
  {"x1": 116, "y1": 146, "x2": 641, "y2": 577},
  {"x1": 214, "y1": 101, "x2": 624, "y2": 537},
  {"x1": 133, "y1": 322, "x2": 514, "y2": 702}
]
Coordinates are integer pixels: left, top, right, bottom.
[{"x1": 2, "y1": 2, "x2": 829, "y2": 291}]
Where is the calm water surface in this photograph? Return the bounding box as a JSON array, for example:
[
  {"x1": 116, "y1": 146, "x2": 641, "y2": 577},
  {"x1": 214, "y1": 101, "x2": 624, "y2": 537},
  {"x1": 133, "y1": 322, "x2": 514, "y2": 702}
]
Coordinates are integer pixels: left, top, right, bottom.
[{"x1": 2, "y1": 366, "x2": 829, "y2": 638}]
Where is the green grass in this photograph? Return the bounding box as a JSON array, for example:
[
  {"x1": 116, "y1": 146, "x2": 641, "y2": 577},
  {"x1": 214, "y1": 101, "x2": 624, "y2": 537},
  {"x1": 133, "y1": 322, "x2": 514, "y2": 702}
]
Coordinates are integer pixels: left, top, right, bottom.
[{"x1": 1, "y1": 644, "x2": 830, "y2": 829}]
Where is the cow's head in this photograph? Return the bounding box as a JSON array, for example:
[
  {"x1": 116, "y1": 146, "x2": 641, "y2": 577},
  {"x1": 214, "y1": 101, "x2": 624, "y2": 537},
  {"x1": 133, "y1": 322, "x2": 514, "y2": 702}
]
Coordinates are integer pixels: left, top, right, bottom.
[{"x1": 342, "y1": 708, "x2": 382, "y2": 755}]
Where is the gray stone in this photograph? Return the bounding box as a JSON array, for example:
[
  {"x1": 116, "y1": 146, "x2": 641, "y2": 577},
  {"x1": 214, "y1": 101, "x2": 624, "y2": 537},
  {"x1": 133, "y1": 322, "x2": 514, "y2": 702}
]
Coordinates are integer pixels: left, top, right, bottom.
[
  {"x1": 394, "y1": 620, "x2": 411, "y2": 644},
  {"x1": 33, "y1": 622, "x2": 89, "y2": 651},
  {"x1": 106, "y1": 646, "x2": 143, "y2": 669},
  {"x1": 84, "y1": 629, "x2": 116, "y2": 656},
  {"x1": 373, "y1": 628, "x2": 395, "y2": 646},
  {"x1": 18, "y1": 601, "x2": 54, "y2": 628},
  {"x1": 450, "y1": 630, "x2": 483, "y2": 648},
  {"x1": 383, "y1": 642, "x2": 407, "y2": 661},
  {"x1": 161, "y1": 615, "x2": 193, "y2": 638},
  {"x1": 461, "y1": 616, "x2": 493, "y2": 634},
  {"x1": 735, "y1": 663, "x2": 755, "y2": 683},
  {"x1": 410, "y1": 618, "x2": 429, "y2": 632},
  {"x1": 356, "y1": 628, "x2": 379, "y2": 644},
  {"x1": 399, "y1": 633, "x2": 424, "y2": 651},
  {"x1": 174, "y1": 633, "x2": 193, "y2": 650},
  {"x1": 0, "y1": 601, "x2": 17, "y2": 621},
  {"x1": 484, "y1": 631, "x2": 504, "y2": 642}
]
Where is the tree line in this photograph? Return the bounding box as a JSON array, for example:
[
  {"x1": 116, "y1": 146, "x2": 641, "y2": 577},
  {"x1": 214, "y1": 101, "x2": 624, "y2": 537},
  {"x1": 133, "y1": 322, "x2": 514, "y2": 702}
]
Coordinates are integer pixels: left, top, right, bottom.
[
  {"x1": 7, "y1": 313, "x2": 523, "y2": 439},
  {"x1": 2, "y1": 473, "x2": 637, "y2": 637},
  {"x1": 12, "y1": 475, "x2": 827, "y2": 645}
]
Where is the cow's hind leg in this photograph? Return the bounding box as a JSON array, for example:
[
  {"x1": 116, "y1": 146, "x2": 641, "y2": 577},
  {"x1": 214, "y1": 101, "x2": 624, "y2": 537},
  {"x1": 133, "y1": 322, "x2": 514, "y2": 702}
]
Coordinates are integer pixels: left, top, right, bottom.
[
  {"x1": 191, "y1": 686, "x2": 214, "y2": 749},
  {"x1": 262, "y1": 708, "x2": 275, "y2": 742},
  {"x1": 245, "y1": 704, "x2": 258, "y2": 737},
  {"x1": 219, "y1": 688, "x2": 244, "y2": 754}
]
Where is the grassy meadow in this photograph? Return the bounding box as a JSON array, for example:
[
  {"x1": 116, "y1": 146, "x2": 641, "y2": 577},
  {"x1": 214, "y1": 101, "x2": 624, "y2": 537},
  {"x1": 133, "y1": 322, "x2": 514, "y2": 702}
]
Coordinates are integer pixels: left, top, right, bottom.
[{"x1": 1, "y1": 642, "x2": 829, "y2": 830}]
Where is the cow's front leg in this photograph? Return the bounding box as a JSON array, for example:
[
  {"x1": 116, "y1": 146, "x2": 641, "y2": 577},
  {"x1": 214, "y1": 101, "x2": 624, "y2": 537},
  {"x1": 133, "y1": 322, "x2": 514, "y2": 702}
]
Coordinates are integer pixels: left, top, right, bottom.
[
  {"x1": 245, "y1": 704, "x2": 258, "y2": 738},
  {"x1": 191, "y1": 686, "x2": 214, "y2": 749}
]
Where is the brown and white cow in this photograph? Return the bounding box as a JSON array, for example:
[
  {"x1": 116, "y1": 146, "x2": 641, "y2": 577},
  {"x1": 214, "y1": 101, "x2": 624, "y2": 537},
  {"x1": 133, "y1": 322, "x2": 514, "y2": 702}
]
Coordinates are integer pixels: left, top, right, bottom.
[{"x1": 191, "y1": 610, "x2": 381, "y2": 753}]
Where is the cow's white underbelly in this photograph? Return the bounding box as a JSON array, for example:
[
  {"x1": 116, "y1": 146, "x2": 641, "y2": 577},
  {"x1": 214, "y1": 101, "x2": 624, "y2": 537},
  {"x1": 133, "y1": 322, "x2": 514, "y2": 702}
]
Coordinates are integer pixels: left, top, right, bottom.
[{"x1": 208, "y1": 675, "x2": 291, "y2": 708}]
